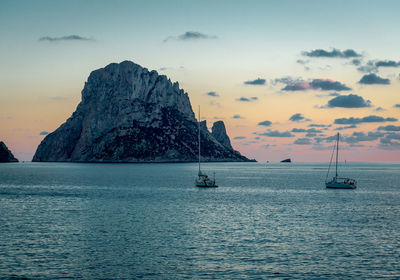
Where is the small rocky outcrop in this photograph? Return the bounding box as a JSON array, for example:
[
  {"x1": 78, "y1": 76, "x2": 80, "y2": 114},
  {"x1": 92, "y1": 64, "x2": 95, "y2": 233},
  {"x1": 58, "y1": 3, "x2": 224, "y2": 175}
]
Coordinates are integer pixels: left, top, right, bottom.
[
  {"x1": 33, "y1": 61, "x2": 254, "y2": 162},
  {"x1": 0, "y1": 141, "x2": 18, "y2": 162}
]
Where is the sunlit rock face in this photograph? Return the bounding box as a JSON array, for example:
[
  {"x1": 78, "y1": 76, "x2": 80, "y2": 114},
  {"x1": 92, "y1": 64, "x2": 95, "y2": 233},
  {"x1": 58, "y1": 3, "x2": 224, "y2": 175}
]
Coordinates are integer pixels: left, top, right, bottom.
[{"x1": 33, "y1": 61, "x2": 253, "y2": 162}]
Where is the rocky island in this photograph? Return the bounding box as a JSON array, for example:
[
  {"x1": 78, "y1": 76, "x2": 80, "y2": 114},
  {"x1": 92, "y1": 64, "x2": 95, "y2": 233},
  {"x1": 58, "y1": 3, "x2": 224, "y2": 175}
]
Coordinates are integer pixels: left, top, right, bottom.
[
  {"x1": 0, "y1": 141, "x2": 18, "y2": 162},
  {"x1": 33, "y1": 61, "x2": 254, "y2": 162}
]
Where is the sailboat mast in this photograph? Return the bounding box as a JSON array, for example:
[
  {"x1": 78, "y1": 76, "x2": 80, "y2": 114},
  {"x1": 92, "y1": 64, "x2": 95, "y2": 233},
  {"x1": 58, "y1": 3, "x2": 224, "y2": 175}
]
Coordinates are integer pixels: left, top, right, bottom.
[
  {"x1": 198, "y1": 105, "x2": 201, "y2": 173},
  {"x1": 335, "y1": 132, "x2": 339, "y2": 178}
]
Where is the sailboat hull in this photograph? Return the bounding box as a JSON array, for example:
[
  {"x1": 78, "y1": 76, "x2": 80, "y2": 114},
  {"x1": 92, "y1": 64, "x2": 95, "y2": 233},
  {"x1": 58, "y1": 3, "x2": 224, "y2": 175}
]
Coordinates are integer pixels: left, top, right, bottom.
[
  {"x1": 195, "y1": 177, "x2": 218, "y2": 188},
  {"x1": 325, "y1": 182, "x2": 357, "y2": 189},
  {"x1": 196, "y1": 183, "x2": 218, "y2": 188}
]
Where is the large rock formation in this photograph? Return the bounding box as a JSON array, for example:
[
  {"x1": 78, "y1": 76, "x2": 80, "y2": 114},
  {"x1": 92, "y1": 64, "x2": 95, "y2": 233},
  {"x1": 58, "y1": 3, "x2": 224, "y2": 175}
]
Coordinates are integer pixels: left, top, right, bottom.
[
  {"x1": 0, "y1": 141, "x2": 18, "y2": 162},
  {"x1": 211, "y1": 121, "x2": 233, "y2": 150},
  {"x1": 33, "y1": 61, "x2": 254, "y2": 162}
]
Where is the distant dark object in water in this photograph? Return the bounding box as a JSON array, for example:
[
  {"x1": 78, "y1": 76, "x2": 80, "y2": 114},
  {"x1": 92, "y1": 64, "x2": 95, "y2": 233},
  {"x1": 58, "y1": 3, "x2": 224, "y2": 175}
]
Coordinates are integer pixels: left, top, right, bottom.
[
  {"x1": 280, "y1": 158, "x2": 291, "y2": 163},
  {"x1": 0, "y1": 141, "x2": 18, "y2": 163}
]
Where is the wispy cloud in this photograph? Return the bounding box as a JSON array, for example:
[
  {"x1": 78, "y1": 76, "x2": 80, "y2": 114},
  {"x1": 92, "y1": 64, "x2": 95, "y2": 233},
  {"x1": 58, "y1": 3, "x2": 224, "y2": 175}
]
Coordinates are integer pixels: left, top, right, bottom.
[
  {"x1": 39, "y1": 131, "x2": 49, "y2": 135},
  {"x1": 289, "y1": 113, "x2": 311, "y2": 122},
  {"x1": 257, "y1": 130, "x2": 295, "y2": 137},
  {"x1": 205, "y1": 91, "x2": 219, "y2": 97},
  {"x1": 359, "y1": 73, "x2": 390, "y2": 85},
  {"x1": 334, "y1": 115, "x2": 398, "y2": 125},
  {"x1": 244, "y1": 78, "x2": 266, "y2": 86},
  {"x1": 39, "y1": 35, "x2": 93, "y2": 42},
  {"x1": 236, "y1": 97, "x2": 258, "y2": 102},
  {"x1": 163, "y1": 31, "x2": 217, "y2": 42},
  {"x1": 377, "y1": 125, "x2": 400, "y2": 132},
  {"x1": 334, "y1": 124, "x2": 357, "y2": 130},
  {"x1": 294, "y1": 138, "x2": 312, "y2": 145},
  {"x1": 232, "y1": 114, "x2": 245, "y2": 119},
  {"x1": 302, "y1": 48, "x2": 362, "y2": 58},
  {"x1": 379, "y1": 134, "x2": 400, "y2": 150},
  {"x1": 308, "y1": 124, "x2": 331, "y2": 128},
  {"x1": 258, "y1": 120, "x2": 272, "y2": 127},
  {"x1": 357, "y1": 60, "x2": 400, "y2": 73},
  {"x1": 291, "y1": 128, "x2": 323, "y2": 134}
]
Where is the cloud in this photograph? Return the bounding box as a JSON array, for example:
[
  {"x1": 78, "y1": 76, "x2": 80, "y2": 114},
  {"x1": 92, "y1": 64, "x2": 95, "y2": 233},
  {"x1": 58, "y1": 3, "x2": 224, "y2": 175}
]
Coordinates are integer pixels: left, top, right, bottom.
[
  {"x1": 357, "y1": 59, "x2": 400, "y2": 73},
  {"x1": 394, "y1": 104, "x2": 400, "y2": 108},
  {"x1": 334, "y1": 115, "x2": 398, "y2": 125},
  {"x1": 258, "y1": 130, "x2": 295, "y2": 137},
  {"x1": 316, "y1": 92, "x2": 340, "y2": 98},
  {"x1": 310, "y1": 79, "x2": 351, "y2": 91},
  {"x1": 232, "y1": 114, "x2": 245, "y2": 119},
  {"x1": 302, "y1": 48, "x2": 362, "y2": 58},
  {"x1": 209, "y1": 100, "x2": 222, "y2": 107},
  {"x1": 375, "y1": 60, "x2": 400, "y2": 67},
  {"x1": 281, "y1": 81, "x2": 310, "y2": 91},
  {"x1": 292, "y1": 128, "x2": 323, "y2": 134},
  {"x1": 356, "y1": 60, "x2": 379, "y2": 73},
  {"x1": 308, "y1": 124, "x2": 331, "y2": 128},
  {"x1": 296, "y1": 60, "x2": 310, "y2": 70},
  {"x1": 236, "y1": 96, "x2": 258, "y2": 102},
  {"x1": 294, "y1": 138, "x2": 312, "y2": 145},
  {"x1": 281, "y1": 78, "x2": 351, "y2": 92},
  {"x1": 375, "y1": 107, "x2": 385, "y2": 112},
  {"x1": 39, "y1": 35, "x2": 93, "y2": 42},
  {"x1": 325, "y1": 94, "x2": 372, "y2": 108},
  {"x1": 272, "y1": 76, "x2": 301, "y2": 86},
  {"x1": 343, "y1": 131, "x2": 384, "y2": 144},
  {"x1": 377, "y1": 125, "x2": 400, "y2": 131},
  {"x1": 39, "y1": 131, "x2": 49, "y2": 135},
  {"x1": 334, "y1": 124, "x2": 357, "y2": 130},
  {"x1": 233, "y1": 136, "x2": 246, "y2": 140},
  {"x1": 244, "y1": 78, "x2": 266, "y2": 85},
  {"x1": 296, "y1": 59, "x2": 309, "y2": 65},
  {"x1": 359, "y1": 73, "x2": 390, "y2": 85},
  {"x1": 289, "y1": 113, "x2": 311, "y2": 122},
  {"x1": 351, "y1": 59, "x2": 362, "y2": 66},
  {"x1": 379, "y1": 133, "x2": 400, "y2": 150},
  {"x1": 164, "y1": 31, "x2": 217, "y2": 42},
  {"x1": 206, "y1": 91, "x2": 219, "y2": 97},
  {"x1": 258, "y1": 120, "x2": 272, "y2": 127}
]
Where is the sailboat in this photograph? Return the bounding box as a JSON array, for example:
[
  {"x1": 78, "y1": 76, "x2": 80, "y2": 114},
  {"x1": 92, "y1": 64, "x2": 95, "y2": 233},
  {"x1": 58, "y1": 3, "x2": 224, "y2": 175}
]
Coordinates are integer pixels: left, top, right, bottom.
[
  {"x1": 195, "y1": 106, "x2": 218, "y2": 188},
  {"x1": 325, "y1": 133, "x2": 357, "y2": 189}
]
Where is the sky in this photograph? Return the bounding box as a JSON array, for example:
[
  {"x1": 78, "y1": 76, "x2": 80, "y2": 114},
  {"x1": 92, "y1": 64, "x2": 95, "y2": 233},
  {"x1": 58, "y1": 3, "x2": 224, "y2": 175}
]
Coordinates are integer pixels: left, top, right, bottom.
[{"x1": 1, "y1": 0, "x2": 400, "y2": 161}]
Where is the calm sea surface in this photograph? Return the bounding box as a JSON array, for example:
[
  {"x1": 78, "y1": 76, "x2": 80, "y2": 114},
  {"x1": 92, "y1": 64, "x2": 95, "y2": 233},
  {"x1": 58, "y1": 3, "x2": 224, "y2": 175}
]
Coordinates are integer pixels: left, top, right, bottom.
[{"x1": 0, "y1": 162, "x2": 399, "y2": 279}]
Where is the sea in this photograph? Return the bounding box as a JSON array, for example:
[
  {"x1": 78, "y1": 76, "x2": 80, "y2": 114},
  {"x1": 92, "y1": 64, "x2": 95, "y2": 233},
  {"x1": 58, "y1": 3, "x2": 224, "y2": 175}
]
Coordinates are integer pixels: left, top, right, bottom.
[{"x1": 0, "y1": 162, "x2": 399, "y2": 279}]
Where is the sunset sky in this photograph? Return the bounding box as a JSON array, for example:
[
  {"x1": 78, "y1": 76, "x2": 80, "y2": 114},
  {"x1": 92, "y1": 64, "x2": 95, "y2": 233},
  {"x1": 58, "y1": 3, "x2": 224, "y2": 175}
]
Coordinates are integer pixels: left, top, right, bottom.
[{"x1": 1, "y1": 0, "x2": 400, "y2": 161}]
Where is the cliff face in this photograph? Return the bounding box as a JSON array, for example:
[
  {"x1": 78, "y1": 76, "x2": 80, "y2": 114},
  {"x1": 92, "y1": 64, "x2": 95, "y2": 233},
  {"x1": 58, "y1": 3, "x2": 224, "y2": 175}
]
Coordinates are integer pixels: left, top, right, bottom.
[
  {"x1": 211, "y1": 121, "x2": 233, "y2": 151},
  {"x1": 0, "y1": 142, "x2": 18, "y2": 162},
  {"x1": 33, "y1": 61, "x2": 253, "y2": 162}
]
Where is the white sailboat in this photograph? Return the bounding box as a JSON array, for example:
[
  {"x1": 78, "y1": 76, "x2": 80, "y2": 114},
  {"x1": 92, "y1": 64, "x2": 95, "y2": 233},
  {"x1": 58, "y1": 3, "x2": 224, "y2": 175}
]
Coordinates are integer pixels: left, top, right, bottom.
[
  {"x1": 195, "y1": 106, "x2": 218, "y2": 188},
  {"x1": 325, "y1": 133, "x2": 357, "y2": 189}
]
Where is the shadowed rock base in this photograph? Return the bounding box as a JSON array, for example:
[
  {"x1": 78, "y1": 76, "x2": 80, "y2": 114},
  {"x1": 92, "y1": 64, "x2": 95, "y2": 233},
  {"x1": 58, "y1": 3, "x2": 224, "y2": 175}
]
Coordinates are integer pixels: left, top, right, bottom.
[{"x1": 0, "y1": 141, "x2": 18, "y2": 162}]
